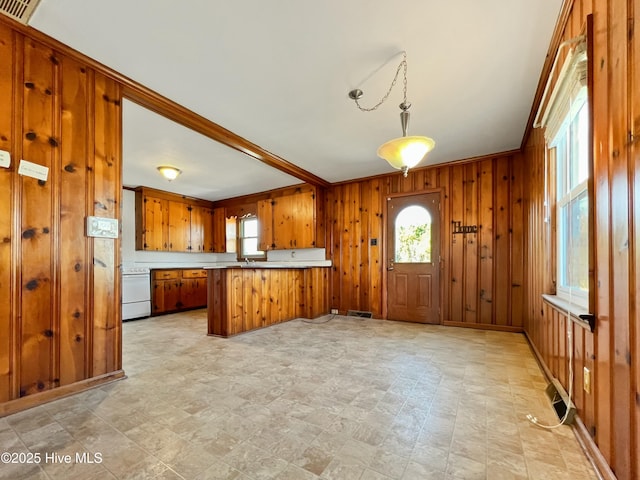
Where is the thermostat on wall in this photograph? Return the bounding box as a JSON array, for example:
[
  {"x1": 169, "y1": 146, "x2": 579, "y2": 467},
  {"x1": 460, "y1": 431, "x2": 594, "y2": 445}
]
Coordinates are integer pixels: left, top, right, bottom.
[{"x1": 86, "y1": 216, "x2": 119, "y2": 238}]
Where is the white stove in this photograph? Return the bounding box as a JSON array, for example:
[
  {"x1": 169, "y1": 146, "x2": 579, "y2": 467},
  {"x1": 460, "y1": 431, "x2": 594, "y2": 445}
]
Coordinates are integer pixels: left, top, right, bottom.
[{"x1": 121, "y1": 266, "x2": 151, "y2": 320}]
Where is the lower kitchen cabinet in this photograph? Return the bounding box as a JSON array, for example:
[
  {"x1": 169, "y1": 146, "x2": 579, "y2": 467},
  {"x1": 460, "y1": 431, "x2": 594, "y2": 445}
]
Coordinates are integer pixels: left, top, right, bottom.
[{"x1": 152, "y1": 269, "x2": 208, "y2": 315}]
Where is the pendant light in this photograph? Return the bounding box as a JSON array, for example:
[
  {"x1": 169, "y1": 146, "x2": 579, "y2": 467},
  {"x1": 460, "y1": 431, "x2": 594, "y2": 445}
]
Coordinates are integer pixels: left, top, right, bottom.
[{"x1": 349, "y1": 51, "x2": 435, "y2": 177}]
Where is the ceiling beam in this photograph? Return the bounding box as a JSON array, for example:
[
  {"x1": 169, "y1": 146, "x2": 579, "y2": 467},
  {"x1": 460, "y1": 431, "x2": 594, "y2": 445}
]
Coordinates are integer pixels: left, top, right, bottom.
[
  {"x1": 0, "y1": 14, "x2": 330, "y2": 189},
  {"x1": 122, "y1": 86, "x2": 331, "y2": 189}
]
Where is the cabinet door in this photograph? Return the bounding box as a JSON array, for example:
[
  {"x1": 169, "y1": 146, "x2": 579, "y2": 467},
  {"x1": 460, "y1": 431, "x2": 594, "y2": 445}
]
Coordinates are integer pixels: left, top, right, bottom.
[
  {"x1": 292, "y1": 191, "x2": 315, "y2": 248},
  {"x1": 142, "y1": 195, "x2": 168, "y2": 250},
  {"x1": 152, "y1": 275, "x2": 182, "y2": 314},
  {"x1": 202, "y1": 208, "x2": 215, "y2": 252},
  {"x1": 212, "y1": 207, "x2": 226, "y2": 253},
  {"x1": 189, "y1": 205, "x2": 205, "y2": 252},
  {"x1": 257, "y1": 199, "x2": 274, "y2": 251},
  {"x1": 180, "y1": 277, "x2": 208, "y2": 309},
  {"x1": 151, "y1": 280, "x2": 166, "y2": 314},
  {"x1": 168, "y1": 200, "x2": 190, "y2": 252},
  {"x1": 164, "y1": 279, "x2": 182, "y2": 311},
  {"x1": 272, "y1": 192, "x2": 315, "y2": 249}
]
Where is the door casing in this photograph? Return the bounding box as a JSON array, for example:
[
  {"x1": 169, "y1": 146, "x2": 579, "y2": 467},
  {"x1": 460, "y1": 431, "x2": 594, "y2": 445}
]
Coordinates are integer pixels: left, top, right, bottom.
[{"x1": 382, "y1": 189, "x2": 444, "y2": 323}]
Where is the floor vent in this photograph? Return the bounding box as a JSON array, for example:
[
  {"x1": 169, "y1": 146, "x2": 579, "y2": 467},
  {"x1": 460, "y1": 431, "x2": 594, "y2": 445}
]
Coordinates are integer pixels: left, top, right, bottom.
[
  {"x1": 545, "y1": 378, "x2": 576, "y2": 425},
  {"x1": 346, "y1": 310, "x2": 373, "y2": 318},
  {"x1": 0, "y1": 0, "x2": 41, "y2": 24}
]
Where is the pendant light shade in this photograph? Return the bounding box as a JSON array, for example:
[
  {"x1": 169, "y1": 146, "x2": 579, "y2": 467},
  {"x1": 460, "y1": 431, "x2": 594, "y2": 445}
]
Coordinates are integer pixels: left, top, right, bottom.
[{"x1": 377, "y1": 136, "x2": 435, "y2": 171}]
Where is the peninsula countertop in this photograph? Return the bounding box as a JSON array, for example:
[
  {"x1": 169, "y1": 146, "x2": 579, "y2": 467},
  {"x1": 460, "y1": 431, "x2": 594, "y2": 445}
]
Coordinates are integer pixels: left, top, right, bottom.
[{"x1": 202, "y1": 260, "x2": 332, "y2": 269}]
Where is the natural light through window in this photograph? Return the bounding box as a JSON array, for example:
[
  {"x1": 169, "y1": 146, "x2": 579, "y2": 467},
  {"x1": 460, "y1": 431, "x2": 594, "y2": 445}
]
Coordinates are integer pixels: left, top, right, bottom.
[
  {"x1": 394, "y1": 205, "x2": 432, "y2": 263},
  {"x1": 553, "y1": 90, "x2": 589, "y2": 306},
  {"x1": 240, "y1": 216, "x2": 263, "y2": 258}
]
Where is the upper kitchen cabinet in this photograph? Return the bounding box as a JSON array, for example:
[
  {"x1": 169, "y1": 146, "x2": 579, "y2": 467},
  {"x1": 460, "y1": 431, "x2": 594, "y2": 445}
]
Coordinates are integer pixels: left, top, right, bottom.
[
  {"x1": 211, "y1": 207, "x2": 226, "y2": 253},
  {"x1": 257, "y1": 187, "x2": 324, "y2": 250},
  {"x1": 135, "y1": 187, "x2": 220, "y2": 252},
  {"x1": 168, "y1": 199, "x2": 190, "y2": 251},
  {"x1": 136, "y1": 193, "x2": 169, "y2": 250},
  {"x1": 187, "y1": 204, "x2": 215, "y2": 253}
]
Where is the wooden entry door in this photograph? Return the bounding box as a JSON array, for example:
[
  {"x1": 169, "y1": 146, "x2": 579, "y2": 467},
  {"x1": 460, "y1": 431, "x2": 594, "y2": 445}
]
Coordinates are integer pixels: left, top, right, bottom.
[{"x1": 386, "y1": 193, "x2": 441, "y2": 323}]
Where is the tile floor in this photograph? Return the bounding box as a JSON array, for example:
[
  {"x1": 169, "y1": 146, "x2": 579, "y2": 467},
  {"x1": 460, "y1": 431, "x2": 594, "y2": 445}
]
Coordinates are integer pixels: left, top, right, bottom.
[{"x1": 1, "y1": 310, "x2": 597, "y2": 479}]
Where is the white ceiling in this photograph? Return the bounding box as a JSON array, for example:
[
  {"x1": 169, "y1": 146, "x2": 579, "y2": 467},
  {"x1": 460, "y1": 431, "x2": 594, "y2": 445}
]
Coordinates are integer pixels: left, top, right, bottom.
[{"x1": 28, "y1": 0, "x2": 562, "y2": 201}]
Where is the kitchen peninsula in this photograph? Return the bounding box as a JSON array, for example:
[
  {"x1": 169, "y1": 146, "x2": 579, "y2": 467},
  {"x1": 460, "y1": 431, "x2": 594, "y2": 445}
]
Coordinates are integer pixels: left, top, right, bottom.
[{"x1": 206, "y1": 263, "x2": 330, "y2": 337}]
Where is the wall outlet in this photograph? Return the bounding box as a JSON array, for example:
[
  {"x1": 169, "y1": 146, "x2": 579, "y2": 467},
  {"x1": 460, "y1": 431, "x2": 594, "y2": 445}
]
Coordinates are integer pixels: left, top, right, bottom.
[
  {"x1": 331, "y1": 308, "x2": 338, "y2": 315},
  {"x1": 583, "y1": 367, "x2": 591, "y2": 394}
]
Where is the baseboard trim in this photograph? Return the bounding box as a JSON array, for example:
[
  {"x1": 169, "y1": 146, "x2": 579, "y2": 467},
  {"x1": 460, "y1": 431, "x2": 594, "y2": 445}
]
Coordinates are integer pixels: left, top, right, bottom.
[
  {"x1": 572, "y1": 416, "x2": 617, "y2": 480},
  {"x1": 443, "y1": 321, "x2": 523, "y2": 333},
  {"x1": 523, "y1": 331, "x2": 615, "y2": 480},
  {"x1": 0, "y1": 370, "x2": 126, "y2": 418}
]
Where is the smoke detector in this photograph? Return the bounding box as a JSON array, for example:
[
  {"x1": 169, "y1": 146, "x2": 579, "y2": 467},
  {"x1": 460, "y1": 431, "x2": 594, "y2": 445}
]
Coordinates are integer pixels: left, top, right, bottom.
[{"x1": 0, "y1": 0, "x2": 41, "y2": 24}]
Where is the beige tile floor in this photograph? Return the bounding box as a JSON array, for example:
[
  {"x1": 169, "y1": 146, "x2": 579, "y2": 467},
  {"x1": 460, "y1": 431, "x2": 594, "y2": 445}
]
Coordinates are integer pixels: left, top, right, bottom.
[{"x1": 1, "y1": 310, "x2": 597, "y2": 480}]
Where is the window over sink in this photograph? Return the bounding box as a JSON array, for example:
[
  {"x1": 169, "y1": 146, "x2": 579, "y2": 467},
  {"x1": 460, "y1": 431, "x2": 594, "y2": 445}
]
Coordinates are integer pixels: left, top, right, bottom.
[{"x1": 239, "y1": 216, "x2": 265, "y2": 259}]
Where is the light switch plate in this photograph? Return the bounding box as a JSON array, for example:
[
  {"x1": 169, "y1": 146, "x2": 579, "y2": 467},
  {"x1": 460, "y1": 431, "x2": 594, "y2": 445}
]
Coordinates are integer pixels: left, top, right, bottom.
[
  {"x1": 18, "y1": 159, "x2": 48, "y2": 181},
  {"x1": 86, "y1": 216, "x2": 119, "y2": 238},
  {"x1": 0, "y1": 150, "x2": 10, "y2": 168}
]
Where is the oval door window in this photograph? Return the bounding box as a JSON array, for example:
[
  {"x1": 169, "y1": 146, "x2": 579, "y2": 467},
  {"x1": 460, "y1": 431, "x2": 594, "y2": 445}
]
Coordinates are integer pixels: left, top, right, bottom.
[{"x1": 394, "y1": 205, "x2": 432, "y2": 263}]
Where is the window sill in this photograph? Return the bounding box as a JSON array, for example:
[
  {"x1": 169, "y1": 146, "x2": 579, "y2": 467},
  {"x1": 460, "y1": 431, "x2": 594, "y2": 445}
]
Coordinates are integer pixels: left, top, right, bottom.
[{"x1": 541, "y1": 294, "x2": 595, "y2": 332}]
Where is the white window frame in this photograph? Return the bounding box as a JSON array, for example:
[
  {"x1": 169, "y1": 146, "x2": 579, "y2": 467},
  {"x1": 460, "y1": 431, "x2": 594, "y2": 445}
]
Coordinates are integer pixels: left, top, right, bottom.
[
  {"x1": 238, "y1": 216, "x2": 264, "y2": 259},
  {"x1": 550, "y1": 88, "x2": 589, "y2": 308},
  {"x1": 538, "y1": 41, "x2": 590, "y2": 310}
]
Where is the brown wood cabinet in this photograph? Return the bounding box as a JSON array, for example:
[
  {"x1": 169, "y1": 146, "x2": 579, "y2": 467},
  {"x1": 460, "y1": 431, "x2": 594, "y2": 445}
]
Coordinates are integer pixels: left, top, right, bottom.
[
  {"x1": 168, "y1": 200, "x2": 190, "y2": 251},
  {"x1": 211, "y1": 207, "x2": 226, "y2": 253},
  {"x1": 152, "y1": 269, "x2": 208, "y2": 315},
  {"x1": 135, "y1": 187, "x2": 220, "y2": 252},
  {"x1": 139, "y1": 195, "x2": 169, "y2": 250},
  {"x1": 257, "y1": 190, "x2": 316, "y2": 250}
]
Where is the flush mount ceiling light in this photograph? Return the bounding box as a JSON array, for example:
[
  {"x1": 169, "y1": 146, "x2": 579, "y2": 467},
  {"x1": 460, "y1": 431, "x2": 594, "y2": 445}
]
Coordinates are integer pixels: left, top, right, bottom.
[
  {"x1": 157, "y1": 165, "x2": 182, "y2": 181},
  {"x1": 348, "y1": 51, "x2": 435, "y2": 177}
]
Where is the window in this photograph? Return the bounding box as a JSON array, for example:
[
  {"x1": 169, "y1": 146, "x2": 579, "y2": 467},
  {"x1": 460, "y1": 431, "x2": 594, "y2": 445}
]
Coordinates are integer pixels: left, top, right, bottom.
[
  {"x1": 394, "y1": 205, "x2": 432, "y2": 263},
  {"x1": 541, "y1": 40, "x2": 589, "y2": 308},
  {"x1": 552, "y1": 93, "x2": 589, "y2": 306},
  {"x1": 239, "y1": 216, "x2": 264, "y2": 259}
]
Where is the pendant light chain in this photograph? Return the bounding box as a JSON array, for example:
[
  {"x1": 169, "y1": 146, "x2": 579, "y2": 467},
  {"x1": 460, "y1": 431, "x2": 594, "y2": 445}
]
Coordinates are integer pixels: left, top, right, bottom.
[
  {"x1": 347, "y1": 50, "x2": 434, "y2": 177},
  {"x1": 354, "y1": 52, "x2": 408, "y2": 112}
]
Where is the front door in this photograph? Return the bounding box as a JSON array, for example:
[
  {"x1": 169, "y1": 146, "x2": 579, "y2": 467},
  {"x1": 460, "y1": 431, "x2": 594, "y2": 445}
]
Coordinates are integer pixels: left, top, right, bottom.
[{"x1": 386, "y1": 193, "x2": 441, "y2": 323}]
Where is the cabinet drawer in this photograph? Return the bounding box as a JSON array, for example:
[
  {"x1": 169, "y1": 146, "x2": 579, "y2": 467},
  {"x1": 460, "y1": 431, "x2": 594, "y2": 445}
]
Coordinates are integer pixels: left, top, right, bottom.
[
  {"x1": 152, "y1": 270, "x2": 179, "y2": 280},
  {"x1": 181, "y1": 269, "x2": 207, "y2": 278}
]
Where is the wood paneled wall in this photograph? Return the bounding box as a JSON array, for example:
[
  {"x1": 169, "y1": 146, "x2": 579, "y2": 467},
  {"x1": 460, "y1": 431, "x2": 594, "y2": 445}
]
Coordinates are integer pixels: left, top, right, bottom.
[
  {"x1": 207, "y1": 267, "x2": 329, "y2": 336},
  {"x1": 0, "y1": 19, "x2": 123, "y2": 414},
  {"x1": 523, "y1": 1, "x2": 639, "y2": 479},
  {"x1": 325, "y1": 153, "x2": 525, "y2": 330}
]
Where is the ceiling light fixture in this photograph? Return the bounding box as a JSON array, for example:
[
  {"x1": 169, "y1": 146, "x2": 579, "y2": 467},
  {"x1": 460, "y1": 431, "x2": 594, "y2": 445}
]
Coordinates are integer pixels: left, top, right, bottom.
[
  {"x1": 157, "y1": 165, "x2": 182, "y2": 181},
  {"x1": 348, "y1": 51, "x2": 435, "y2": 177}
]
